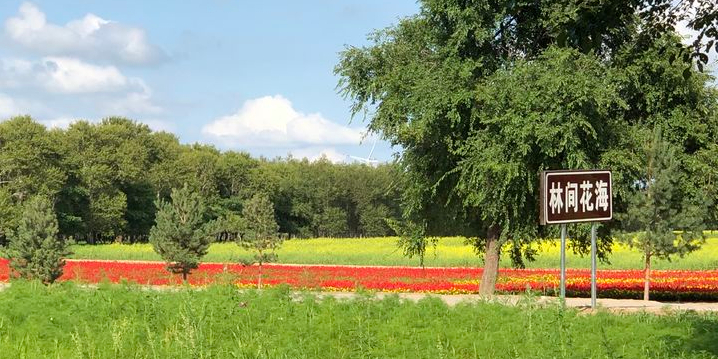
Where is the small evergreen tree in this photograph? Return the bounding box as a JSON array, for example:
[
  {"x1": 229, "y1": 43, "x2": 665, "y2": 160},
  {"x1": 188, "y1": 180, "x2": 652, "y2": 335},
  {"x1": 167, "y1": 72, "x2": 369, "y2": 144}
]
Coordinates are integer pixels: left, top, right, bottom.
[
  {"x1": 617, "y1": 128, "x2": 706, "y2": 301},
  {"x1": 7, "y1": 196, "x2": 70, "y2": 284},
  {"x1": 150, "y1": 184, "x2": 212, "y2": 282},
  {"x1": 237, "y1": 193, "x2": 281, "y2": 288}
]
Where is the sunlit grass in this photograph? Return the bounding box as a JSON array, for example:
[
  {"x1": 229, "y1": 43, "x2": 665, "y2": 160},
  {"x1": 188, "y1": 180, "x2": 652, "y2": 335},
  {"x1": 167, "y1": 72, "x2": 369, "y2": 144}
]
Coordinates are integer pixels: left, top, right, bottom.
[
  {"x1": 1, "y1": 282, "x2": 718, "y2": 358},
  {"x1": 70, "y1": 232, "x2": 718, "y2": 270}
]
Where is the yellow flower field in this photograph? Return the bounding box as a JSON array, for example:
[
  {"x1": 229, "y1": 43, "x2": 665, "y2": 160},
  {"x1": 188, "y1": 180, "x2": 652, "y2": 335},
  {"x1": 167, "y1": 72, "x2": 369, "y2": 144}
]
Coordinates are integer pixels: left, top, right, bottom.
[{"x1": 71, "y1": 232, "x2": 718, "y2": 270}]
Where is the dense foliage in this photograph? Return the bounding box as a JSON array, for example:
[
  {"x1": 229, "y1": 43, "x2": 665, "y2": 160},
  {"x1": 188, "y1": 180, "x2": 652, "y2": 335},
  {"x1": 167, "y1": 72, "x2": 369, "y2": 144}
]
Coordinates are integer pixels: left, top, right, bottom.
[{"x1": 0, "y1": 116, "x2": 402, "y2": 244}]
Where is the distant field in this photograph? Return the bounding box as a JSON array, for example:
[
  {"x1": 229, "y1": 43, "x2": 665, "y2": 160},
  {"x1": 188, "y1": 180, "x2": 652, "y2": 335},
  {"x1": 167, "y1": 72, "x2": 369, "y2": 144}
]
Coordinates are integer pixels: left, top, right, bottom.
[{"x1": 70, "y1": 233, "x2": 718, "y2": 270}]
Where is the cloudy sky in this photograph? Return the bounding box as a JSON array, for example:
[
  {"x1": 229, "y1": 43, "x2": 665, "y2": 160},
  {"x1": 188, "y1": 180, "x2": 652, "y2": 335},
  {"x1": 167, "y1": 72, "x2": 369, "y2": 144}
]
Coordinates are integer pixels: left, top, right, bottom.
[{"x1": 0, "y1": 1, "x2": 419, "y2": 163}]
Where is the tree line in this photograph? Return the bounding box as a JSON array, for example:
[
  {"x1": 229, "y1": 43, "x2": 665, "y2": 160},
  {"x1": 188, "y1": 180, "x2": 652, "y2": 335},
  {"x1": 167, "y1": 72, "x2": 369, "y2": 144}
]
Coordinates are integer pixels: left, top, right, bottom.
[{"x1": 0, "y1": 116, "x2": 402, "y2": 245}]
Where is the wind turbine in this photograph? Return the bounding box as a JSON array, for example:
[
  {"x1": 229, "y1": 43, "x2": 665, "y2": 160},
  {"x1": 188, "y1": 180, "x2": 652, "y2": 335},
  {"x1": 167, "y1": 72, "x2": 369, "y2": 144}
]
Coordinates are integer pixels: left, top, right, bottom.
[{"x1": 350, "y1": 137, "x2": 380, "y2": 166}]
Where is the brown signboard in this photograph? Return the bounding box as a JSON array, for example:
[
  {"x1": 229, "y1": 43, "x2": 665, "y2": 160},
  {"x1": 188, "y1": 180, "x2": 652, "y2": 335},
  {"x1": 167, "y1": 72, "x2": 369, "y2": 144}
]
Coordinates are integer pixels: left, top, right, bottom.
[{"x1": 540, "y1": 170, "x2": 612, "y2": 225}]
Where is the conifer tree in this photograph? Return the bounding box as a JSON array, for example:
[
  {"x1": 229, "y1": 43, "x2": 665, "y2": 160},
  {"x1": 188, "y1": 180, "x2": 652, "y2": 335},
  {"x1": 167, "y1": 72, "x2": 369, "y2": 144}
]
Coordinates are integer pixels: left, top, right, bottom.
[
  {"x1": 618, "y1": 128, "x2": 706, "y2": 300},
  {"x1": 7, "y1": 196, "x2": 70, "y2": 284},
  {"x1": 150, "y1": 184, "x2": 212, "y2": 282},
  {"x1": 237, "y1": 193, "x2": 281, "y2": 288}
]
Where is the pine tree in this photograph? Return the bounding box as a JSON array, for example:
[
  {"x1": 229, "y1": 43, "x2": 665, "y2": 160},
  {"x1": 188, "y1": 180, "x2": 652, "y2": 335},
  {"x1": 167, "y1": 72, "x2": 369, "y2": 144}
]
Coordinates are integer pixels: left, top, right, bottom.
[
  {"x1": 237, "y1": 193, "x2": 281, "y2": 288},
  {"x1": 149, "y1": 184, "x2": 212, "y2": 282},
  {"x1": 618, "y1": 128, "x2": 706, "y2": 301},
  {"x1": 7, "y1": 196, "x2": 70, "y2": 284}
]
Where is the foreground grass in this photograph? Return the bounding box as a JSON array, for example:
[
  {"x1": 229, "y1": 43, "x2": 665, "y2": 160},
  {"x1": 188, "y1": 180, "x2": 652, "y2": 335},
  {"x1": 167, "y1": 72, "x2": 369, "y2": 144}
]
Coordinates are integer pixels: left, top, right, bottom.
[
  {"x1": 1, "y1": 282, "x2": 718, "y2": 359},
  {"x1": 71, "y1": 233, "x2": 718, "y2": 270}
]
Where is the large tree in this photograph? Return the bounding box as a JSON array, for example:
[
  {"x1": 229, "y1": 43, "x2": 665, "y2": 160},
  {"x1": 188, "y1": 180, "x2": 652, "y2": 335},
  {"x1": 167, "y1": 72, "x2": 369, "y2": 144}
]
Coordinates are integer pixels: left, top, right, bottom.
[
  {"x1": 336, "y1": 1, "x2": 626, "y2": 294},
  {"x1": 57, "y1": 118, "x2": 158, "y2": 243},
  {"x1": 0, "y1": 117, "x2": 66, "y2": 201},
  {"x1": 453, "y1": 47, "x2": 628, "y2": 292},
  {"x1": 336, "y1": 0, "x2": 717, "y2": 294},
  {"x1": 0, "y1": 117, "x2": 66, "y2": 246},
  {"x1": 0, "y1": 117, "x2": 66, "y2": 234}
]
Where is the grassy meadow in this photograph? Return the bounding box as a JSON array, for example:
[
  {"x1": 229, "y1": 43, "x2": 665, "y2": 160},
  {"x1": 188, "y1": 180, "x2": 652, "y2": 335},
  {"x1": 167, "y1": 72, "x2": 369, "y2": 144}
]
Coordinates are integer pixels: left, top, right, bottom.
[
  {"x1": 71, "y1": 233, "x2": 718, "y2": 270},
  {"x1": 1, "y1": 281, "x2": 718, "y2": 359}
]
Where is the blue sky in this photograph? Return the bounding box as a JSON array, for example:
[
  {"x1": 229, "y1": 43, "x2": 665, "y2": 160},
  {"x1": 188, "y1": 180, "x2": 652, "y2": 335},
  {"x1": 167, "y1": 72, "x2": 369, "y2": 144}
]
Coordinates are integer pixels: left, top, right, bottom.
[{"x1": 0, "y1": 1, "x2": 420, "y2": 162}]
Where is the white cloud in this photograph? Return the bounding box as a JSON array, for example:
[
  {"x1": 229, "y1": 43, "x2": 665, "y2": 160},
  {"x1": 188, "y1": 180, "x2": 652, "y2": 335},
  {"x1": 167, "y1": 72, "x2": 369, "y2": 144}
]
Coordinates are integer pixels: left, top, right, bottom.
[
  {"x1": 0, "y1": 56, "x2": 162, "y2": 116},
  {"x1": 39, "y1": 57, "x2": 131, "y2": 94},
  {"x1": 4, "y1": 2, "x2": 166, "y2": 65},
  {"x1": 39, "y1": 116, "x2": 75, "y2": 129},
  {"x1": 291, "y1": 147, "x2": 348, "y2": 163},
  {"x1": 137, "y1": 119, "x2": 174, "y2": 132},
  {"x1": 104, "y1": 88, "x2": 163, "y2": 115},
  {"x1": 0, "y1": 93, "x2": 23, "y2": 118},
  {"x1": 202, "y1": 95, "x2": 364, "y2": 147},
  {"x1": 0, "y1": 58, "x2": 32, "y2": 88},
  {"x1": 0, "y1": 56, "x2": 146, "y2": 94}
]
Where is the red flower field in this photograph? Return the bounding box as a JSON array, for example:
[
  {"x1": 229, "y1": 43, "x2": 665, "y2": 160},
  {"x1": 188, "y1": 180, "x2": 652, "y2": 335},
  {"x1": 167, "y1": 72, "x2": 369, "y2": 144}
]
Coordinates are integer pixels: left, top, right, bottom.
[{"x1": 1, "y1": 258, "x2": 717, "y2": 300}]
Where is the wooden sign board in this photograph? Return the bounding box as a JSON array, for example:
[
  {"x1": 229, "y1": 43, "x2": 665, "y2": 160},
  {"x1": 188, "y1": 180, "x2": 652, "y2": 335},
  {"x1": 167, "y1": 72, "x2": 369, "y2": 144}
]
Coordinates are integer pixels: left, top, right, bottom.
[{"x1": 540, "y1": 170, "x2": 612, "y2": 225}]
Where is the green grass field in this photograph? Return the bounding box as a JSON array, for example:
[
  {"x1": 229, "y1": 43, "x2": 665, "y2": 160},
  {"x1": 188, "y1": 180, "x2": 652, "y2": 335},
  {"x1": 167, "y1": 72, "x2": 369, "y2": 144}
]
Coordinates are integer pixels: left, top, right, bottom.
[
  {"x1": 70, "y1": 233, "x2": 718, "y2": 270},
  {"x1": 1, "y1": 281, "x2": 717, "y2": 358}
]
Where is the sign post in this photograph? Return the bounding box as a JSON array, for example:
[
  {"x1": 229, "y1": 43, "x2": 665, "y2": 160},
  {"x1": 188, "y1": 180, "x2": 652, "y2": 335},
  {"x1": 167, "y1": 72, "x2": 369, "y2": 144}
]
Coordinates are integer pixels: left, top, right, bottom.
[
  {"x1": 590, "y1": 224, "x2": 597, "y2": 308},
  {"x1": 559, "y1": 224, "x2": 567, "y2": 299},
  {"x1": 540, "y1": 170, "x2": 612, "y2": 309}
]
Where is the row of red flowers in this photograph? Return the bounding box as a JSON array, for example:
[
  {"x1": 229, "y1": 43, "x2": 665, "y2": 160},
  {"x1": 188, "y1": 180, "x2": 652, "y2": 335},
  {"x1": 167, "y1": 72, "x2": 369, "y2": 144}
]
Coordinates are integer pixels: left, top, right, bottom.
[{"x1": 1, "y1": 259, "x2": 717, "y2": 300}]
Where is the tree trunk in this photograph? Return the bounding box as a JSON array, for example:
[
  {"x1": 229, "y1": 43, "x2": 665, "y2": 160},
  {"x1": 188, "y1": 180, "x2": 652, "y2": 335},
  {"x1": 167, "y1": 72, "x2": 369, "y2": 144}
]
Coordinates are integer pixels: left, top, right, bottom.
[
  {"x1": 258, "y1": 263, "x2": 263, "y2": 289},
  {"x1": 479, "y1": 225, "x2": 501, "y2": 296},
  {"x1": 182, "y1": 270, "x2": 188, "y2": 283},
  {"x1": 644, "y1": 252, "x2": 651, "y2": 301}
]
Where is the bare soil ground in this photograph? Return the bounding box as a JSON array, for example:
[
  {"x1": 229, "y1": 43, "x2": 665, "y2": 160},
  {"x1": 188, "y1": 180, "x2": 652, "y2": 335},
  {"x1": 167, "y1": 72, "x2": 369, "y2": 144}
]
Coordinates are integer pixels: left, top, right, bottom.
[{"x1": 307, "y1": 291, "x2": 718, "y2": 314}]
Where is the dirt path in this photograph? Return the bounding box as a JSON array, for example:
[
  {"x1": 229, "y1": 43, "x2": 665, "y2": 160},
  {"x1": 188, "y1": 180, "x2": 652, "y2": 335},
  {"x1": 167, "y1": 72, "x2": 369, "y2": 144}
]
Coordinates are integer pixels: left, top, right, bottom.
[{"x1": 304, "y1": 291, "x2": 718, "y2": 314}]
